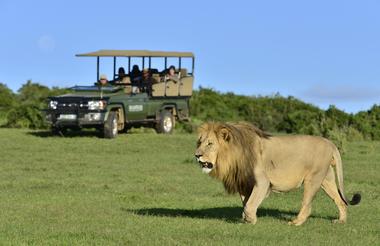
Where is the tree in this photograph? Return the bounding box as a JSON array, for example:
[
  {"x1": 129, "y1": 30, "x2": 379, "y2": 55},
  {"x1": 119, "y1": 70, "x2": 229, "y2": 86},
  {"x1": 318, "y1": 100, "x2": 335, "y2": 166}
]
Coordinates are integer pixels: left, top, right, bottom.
[
  {"x1": 0, "y1": 83, "x2": 16, "y2": 110},
  {"x1": 5, "y1": 80, "x2": 69, "y2": 128}
]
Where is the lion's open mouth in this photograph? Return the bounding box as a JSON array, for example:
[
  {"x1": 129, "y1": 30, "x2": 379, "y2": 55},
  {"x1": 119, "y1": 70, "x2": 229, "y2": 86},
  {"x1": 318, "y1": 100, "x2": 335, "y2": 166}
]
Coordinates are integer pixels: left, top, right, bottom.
[
  {"x1": 198, "y1": 160, "x2": 213, "y2": 173},
  {"x1": 198, "y1": 160, "x2": 213, "y2": 169}
]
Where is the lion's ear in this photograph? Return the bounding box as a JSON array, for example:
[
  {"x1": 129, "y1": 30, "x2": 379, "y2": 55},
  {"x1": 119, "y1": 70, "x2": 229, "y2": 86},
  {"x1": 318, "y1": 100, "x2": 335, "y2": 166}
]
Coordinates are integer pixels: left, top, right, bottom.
[{"x1": 219, "y1": 127, "x2": 231, "y2": 142}]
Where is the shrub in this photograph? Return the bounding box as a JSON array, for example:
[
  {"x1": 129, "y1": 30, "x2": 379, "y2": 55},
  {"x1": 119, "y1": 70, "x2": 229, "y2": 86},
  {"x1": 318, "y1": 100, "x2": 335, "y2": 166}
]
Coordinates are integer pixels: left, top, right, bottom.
[
  {"x1": 3, "y1": 80, "x2": 69, "y2": 129},
  {"x1": 189, "y1": 87, "x2": 378, "y2": 141}
]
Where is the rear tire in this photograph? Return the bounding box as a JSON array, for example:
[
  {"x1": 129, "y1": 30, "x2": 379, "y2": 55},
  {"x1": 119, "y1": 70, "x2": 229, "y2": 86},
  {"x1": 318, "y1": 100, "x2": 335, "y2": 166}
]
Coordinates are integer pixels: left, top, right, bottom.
[
  {"x1": 156, "y1": 110, "x2": 175, "y2": 134},
  {"x1": 104, "y1": 111, "x2": 118, "y2": 139}
]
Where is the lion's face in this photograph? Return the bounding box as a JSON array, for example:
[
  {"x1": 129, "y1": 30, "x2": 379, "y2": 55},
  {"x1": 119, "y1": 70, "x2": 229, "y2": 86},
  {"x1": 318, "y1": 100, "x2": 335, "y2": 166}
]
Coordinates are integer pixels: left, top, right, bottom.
[
  {"x1": 195, "y1": 131, "x2": 219, "y2": 173},
  {"x1": 195, "y1": 126, "x2": 230, "y2": 174}
]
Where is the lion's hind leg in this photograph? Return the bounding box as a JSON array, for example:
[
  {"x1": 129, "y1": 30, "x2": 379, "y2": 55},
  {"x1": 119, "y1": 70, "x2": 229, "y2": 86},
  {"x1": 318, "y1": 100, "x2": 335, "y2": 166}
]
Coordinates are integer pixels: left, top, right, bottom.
[
  {"x1": 289, "y1": 174, "x2": 325, "y2": 226},
  {"x1": 321, "y1": 166, "x2": 347, "y2": 224}
]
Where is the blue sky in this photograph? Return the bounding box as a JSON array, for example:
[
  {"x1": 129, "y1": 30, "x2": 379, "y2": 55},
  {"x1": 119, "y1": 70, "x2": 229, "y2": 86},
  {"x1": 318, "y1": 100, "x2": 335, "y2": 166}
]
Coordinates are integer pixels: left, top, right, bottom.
[{"x1": 1, "y1": 0, "x2": 379, "y2": 113}]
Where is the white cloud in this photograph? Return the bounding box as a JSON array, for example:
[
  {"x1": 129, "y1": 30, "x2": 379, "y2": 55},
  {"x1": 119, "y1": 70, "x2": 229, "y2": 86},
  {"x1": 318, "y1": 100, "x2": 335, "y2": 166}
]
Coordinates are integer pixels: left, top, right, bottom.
[{"x1": 303, "y1": 83, "x2": 380, "y2": 103}]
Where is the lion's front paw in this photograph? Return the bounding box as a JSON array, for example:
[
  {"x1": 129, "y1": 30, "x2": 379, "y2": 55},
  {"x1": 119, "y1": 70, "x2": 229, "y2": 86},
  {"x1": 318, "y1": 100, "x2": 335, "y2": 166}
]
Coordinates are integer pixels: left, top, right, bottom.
[
  {"x1": 242, "y1": 211, "x2": 257, "y2": 224},
  {"x1": 288, "y1": 218, "x2": 304, "y2": 226}
]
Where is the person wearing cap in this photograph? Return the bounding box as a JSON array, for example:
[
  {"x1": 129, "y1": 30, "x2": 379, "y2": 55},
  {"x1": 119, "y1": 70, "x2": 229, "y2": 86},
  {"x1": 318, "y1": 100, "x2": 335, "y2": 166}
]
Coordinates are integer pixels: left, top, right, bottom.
[
  {"x1": 99, "y1": 74, "x2": 108, "y2": 86},
  {"x1": 98, "y1": 74, "x2": 109, "y2": 98}
]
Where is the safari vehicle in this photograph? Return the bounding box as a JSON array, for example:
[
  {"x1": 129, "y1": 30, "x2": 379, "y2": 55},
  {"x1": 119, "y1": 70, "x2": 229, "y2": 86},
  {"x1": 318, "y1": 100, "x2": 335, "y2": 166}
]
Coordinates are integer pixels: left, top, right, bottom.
[{"x1": 45, "y1": 50, "x2": 195, "y2": 138}]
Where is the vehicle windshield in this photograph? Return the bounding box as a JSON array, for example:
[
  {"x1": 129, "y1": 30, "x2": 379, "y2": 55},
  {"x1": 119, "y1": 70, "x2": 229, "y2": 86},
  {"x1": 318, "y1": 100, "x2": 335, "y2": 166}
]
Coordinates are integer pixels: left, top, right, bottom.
[{"x1": 71, "y1": 85, "x2": 115, "y2": 92}]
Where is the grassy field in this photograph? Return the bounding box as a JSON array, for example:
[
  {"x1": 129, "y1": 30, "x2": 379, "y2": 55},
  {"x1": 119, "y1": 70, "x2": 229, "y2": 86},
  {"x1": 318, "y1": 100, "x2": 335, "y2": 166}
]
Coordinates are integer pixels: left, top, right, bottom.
[{"x1": 0, "y1": 128, "x2": 378, "y2": 245}]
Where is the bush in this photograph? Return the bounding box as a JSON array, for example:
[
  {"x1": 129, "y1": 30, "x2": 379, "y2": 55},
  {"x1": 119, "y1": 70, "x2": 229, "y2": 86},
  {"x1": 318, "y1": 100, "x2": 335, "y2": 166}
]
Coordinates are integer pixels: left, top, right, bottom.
[
  {"x1": 0, "y1": 83, "x2": 16, "y2": 109},
  {"x1": 0, "y1": 83, "x2": 17, "y2": 126},
  {"x1": 189, "y1": 87, "x2": 379, "y2": 141},
  {"x1": 175, "y1": 120, "x2": 201, "y2": 134},
  {"x1": 322, "y1": 127, "x2": 347, "y2": 153},
  {"x1": 3, "y1": 80, "x2": 69, "y2": 129}
]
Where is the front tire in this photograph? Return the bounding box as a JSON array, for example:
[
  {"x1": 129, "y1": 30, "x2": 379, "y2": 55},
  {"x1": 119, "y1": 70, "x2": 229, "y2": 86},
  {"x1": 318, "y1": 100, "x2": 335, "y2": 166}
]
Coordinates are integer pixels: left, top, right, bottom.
[
  {"x1": 104, "y1": 111, "x2": 118, "y2": 139},
  {"x1": 52, "y1": 126, "x2": 66, "y2": 136},
  {"x1": 156, "y1": 110, "x2": 175, "y2": 134}
]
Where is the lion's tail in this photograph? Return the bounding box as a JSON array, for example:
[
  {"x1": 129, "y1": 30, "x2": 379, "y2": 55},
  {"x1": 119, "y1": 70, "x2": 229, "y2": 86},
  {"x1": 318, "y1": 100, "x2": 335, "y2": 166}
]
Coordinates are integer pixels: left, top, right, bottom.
[{"x1": 332, "y1": 148, "x2": 361, "y2": 206}]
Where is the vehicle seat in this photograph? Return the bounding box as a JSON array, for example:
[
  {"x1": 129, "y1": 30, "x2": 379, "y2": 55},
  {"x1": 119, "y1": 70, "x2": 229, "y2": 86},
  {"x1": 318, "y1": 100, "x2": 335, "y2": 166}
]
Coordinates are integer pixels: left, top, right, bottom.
[
  {"x1": 165, "y1": 80, "x2": 179, "y2": 96},
  {"x1": 178, "y1": 68, "x2": 188, "y2": 78},
  {"x1": 151, "y1": 74, "x2": 165, "y2": 97},
  {"x1": 121, "y1": 76, "x2": 131, "y2": 84},
  {"x1": 179, "y1": 76, "x2": 193, "y2": 96},
  {"x1": 151, "y1": 74, "x2": 161, "y2": 83}
]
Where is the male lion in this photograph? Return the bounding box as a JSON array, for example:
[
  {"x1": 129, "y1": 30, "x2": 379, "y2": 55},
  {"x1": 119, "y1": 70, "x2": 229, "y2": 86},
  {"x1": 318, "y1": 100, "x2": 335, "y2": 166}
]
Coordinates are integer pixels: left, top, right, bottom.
[{"x1": 195, "y1": 122, "x2": 361, "y2": 225}]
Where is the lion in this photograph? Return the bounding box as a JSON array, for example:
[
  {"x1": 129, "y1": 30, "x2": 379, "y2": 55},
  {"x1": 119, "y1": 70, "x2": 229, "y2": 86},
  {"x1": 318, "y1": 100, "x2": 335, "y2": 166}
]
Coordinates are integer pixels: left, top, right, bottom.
[{"x1": 195, "y1": 122, "x2": 361, "y2": 225}]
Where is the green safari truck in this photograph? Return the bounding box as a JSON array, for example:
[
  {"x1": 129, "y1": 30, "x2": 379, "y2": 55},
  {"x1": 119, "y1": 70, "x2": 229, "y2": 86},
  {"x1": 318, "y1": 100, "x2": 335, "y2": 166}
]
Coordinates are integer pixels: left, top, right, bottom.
[{"x1": 45, "y1": 50, "x2": 195, "y2": 138}]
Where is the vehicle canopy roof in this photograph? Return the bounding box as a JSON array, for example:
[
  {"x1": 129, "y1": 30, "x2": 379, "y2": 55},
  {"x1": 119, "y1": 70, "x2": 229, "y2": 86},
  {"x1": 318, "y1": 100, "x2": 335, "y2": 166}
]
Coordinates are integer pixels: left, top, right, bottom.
[{"x1": 76, "y1": 50, "x2": 194, "y2": 58}]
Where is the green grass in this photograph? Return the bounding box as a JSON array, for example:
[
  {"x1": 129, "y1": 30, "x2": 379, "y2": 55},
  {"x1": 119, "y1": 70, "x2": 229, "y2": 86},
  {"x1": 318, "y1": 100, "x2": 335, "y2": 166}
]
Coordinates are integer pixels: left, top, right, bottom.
[{"x1": 0, "y1": 129, "x2": 378, "y2": 245}]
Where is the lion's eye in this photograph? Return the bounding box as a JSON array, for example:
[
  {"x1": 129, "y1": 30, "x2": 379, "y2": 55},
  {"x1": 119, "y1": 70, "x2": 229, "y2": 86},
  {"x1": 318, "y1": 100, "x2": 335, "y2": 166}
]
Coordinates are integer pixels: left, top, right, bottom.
[
  {"x1": 197, "y1": 139, "x2": 202, "y2": 147},
  {"x1": 207, "y1": 142, "x2": 213, "y2": 146}
]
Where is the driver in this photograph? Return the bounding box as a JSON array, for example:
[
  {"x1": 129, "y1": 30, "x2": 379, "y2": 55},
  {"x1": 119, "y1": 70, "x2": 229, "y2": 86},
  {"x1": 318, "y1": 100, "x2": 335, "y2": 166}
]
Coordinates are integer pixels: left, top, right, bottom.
[{"x1": 99, "y1": 74, "x2": 108, "y2": 86}]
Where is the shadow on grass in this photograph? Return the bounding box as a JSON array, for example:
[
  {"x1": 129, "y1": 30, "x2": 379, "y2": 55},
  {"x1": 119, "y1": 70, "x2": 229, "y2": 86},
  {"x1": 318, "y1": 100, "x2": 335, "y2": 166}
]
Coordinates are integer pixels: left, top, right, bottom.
[
  {"x1": 26, "y1": 127, "x2": 155, "y2": 138},
  {"x1": 126, "y1": 206, "x2": 335, "y2": 223},
  {"x1": 126, "y1": 206, "x2": 295, "y2": 223},
  {"x1": 26, "y1": 130, "x2": 102, "y2": 138}
]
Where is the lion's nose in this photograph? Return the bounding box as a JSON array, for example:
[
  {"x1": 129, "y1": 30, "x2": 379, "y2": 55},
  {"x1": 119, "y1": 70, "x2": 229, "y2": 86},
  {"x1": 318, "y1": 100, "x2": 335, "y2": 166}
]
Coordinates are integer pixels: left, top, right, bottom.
[{"x1": 195, "y1": 154, "x2": 202, "y2": 159}]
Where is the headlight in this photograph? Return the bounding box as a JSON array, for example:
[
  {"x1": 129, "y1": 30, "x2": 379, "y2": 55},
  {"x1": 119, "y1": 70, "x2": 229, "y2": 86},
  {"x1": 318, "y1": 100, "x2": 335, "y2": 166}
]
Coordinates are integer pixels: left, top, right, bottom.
[
  {"x1": 49, "y1": 100, "x2": 58, "y2": 109},
  {"x1": 88, "y1": 100, "x2": 107, "y2": 110}
]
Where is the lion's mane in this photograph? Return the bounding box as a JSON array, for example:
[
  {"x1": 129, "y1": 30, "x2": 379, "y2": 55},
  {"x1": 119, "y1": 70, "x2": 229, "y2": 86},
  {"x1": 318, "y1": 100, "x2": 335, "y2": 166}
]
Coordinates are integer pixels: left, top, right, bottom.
[{"x1": 199, "y1": 122, "x2": 271, "y2": 196}]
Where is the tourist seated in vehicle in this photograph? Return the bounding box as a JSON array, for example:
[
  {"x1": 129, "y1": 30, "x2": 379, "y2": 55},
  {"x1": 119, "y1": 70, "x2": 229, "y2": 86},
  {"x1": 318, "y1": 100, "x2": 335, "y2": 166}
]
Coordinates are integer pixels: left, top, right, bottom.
[
  {"x1": 132, "y1": 84, "x2": 140, "y2": 94},
  {"x1": 141, "y1": 68, "x2": 153, "y2": 94},
  {"x1": 118, "y1": 67, "x2": 126, "y2": 79},
  {"x1": 165, "y1": 65, "x2": 179, "y2": 83},
  {"x1": 111, "y1": 67, "x2": 129, "y2": 85},
  {"x1": 130, "y1": 65, "x2": 142, "y2": 83}
]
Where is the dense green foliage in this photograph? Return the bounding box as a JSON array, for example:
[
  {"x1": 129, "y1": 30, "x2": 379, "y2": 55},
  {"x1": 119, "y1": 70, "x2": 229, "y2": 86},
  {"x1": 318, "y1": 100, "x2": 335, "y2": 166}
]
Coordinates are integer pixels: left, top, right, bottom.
[
  {"x1": 0, "y1": 83, "x2": 17, "y2": 126},
  {"x1": 0, "y1": 81, "x2": 68, "y2": 128},
  {"x1": 190, "y1": 88, "x2": 380, "y2": 142},
  {"x1": 0, "y1": 82, "x2": 379, "y2": 143},
  {"x1": 0, "y1": 83, "x2": 16, "y2": 109},
  {"x1": 0, "y1": 129, "x2": 378, "y2": 245}
]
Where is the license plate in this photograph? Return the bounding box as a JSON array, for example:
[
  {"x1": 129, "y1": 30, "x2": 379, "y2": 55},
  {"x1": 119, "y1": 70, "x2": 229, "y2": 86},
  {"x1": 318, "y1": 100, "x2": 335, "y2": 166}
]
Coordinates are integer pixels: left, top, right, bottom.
[{"x1": 58, "y1": 114, "x2": 77, "y2": 120}]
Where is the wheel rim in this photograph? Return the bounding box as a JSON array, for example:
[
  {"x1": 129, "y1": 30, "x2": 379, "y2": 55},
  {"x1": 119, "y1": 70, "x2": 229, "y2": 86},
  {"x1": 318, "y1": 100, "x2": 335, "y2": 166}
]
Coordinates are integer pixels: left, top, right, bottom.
[
  {"x1": 163, "y1": 116, "x2": 172, "y2": 132},
  {"x1": 112, "y1": 117, "x2": 118, "y2": 135}
]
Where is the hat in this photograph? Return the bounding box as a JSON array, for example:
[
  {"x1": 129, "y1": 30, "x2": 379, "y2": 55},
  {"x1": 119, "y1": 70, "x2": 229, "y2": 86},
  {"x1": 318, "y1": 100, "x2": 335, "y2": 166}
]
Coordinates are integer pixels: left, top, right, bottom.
[{"x1": 100, "y1": 74, "x2": 107, "y2": 80}]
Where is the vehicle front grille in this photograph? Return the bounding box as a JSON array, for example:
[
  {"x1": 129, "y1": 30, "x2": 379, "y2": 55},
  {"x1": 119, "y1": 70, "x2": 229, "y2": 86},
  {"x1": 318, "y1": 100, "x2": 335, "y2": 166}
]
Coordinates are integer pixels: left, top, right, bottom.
[{"x1": 55, "y1": 98, "x2": 89, "y2": 114}]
